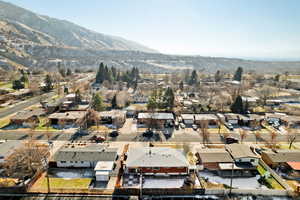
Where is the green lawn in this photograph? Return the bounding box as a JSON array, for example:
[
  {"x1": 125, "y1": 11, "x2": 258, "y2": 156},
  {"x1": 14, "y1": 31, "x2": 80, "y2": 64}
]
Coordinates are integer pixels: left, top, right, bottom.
[
  {"x1": 33, "y1": 177, "x2": 92, "y2": 190},
  {"x1": 0, "y1": 82, "x2": 12, "y2": 89},
  {"x1": 257, "y1": 165, "x2": 284, "y2": 190},
  {"x1": 34, "y1": 117, "x2": 59, "y2": 132},
  {"x1": 0, "y1": 118, "x2": 10, "y2": 128}
]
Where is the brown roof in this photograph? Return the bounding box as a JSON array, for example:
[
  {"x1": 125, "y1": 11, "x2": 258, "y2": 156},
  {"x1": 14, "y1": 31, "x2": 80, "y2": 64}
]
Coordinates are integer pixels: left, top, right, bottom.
[
  {"x1": 49, "y1": 111, "x2": 86, "y2": 120},
  {"x1": 196, "y1": 148, "x2": 233, "y2": 163},
  {"x1": 226, "y1": 144, "x2": 259, "y2": 159},
  {"x1": 262, "y1": 150, "x2": 300, "y2": 163}
]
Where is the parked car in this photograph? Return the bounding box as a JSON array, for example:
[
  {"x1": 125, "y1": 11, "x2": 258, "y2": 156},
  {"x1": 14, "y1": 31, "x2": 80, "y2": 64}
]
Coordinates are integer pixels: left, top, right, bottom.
[
  {"x1": 90, "y1": 135, "x2": 105, "y2": 143},
  {"x1": 174, "y1": 121, "x2": 179, "y2": 130},
  {"x1": 143, "y1": 130, "x2": 154, "y2": 137},
  {"x1": 110, "y1": 130, "x2": 119, "y2": 137},
  {"x1": 179, "y1": 123, "x2": 186, "y2": 129},
  {"x1": 225, "y1": 137, "x2": 239, "y2": 144},
  {"x1": 225, "y1": 123, "x2": 234, "y2": 131},
  {"x1": 192, "y1": 124, "x2": 198, "y2": 131}
]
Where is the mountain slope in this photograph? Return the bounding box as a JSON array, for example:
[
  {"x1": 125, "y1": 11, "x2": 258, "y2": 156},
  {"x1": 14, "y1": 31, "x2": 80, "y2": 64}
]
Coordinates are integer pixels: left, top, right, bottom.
[{"x1": 0, "y1": 0, "x2": 157, "y2": 52}]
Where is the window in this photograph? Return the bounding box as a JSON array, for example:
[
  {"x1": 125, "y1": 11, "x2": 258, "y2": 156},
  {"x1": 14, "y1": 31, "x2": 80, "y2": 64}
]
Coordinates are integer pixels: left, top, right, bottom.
[
  {"x1": 250, "y1": 159, "x2": 255, "y2": 162},
  {"x1": 81, "y1": 161, "x2": 84, "y2": 164},
  {"x1": 153, "y1": 167, "x2": 160, "y2": 171},
  {"x1": 61, "y1": 161, "x2": 66, "y2": 163}
]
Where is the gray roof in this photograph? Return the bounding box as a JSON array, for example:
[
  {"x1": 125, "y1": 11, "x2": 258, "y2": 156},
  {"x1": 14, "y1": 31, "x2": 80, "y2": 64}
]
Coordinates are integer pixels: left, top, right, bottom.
[
  {"x1": 196, "y1": 148, "x2": 233, "y2": 163},
  {"x1": 138, "y1": 113, "x2": 174, "y2": 120},
  {"x1": 262, "y1": 150, "x2": 300, "y2": 163},
  {"x1": 194, "y1": 114, "x2": 218, "y2": 121},
  {"x1": 54, "y1": 144, "x2": 118, "y2": 162},
  {"x1": 226, "y1": 144, "x2": 259, "y2": 159},
  {"x1": 181, "y1": 114, "x2": 194, "y2": 120},
  {"x1": 126, "y1": 147, "x2": 189, "y2": 168},
  {"x1": 49, "y1": 111, "x2": 86, "y2": 120}
]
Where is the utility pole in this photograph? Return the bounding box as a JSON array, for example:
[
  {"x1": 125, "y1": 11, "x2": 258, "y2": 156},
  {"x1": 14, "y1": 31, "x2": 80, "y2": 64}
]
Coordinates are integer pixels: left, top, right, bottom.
[{"x1": 229, "y1": 161, "x2": 234, "y2": 197}]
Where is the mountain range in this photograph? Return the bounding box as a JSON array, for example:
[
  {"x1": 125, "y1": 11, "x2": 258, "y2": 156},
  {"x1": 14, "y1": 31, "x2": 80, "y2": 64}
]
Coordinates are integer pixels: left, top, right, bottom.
[{"x1": 0, "y1": 0, "x2": 299, "y2": 73}]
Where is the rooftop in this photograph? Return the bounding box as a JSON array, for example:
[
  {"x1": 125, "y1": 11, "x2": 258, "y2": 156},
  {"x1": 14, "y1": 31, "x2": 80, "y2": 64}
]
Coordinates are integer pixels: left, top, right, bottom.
[
  {"x1": 54, "y1": 143, "x2": 118, "y2": 162},
  {"x1": 138, "y1": 112, "x2": 174, "y2": 120},
  {"x1": 226, "y1": 144, "x2": 259, "y2": 159},
  {"x1": 194, "y1": 114, "x2": 218, "y2": 121},
  {"x1": 48, "y1": 111, "x2": 86, "y2": 120},
  {"x1": 196, "y1": 148, "x2": 233, "y2": 163},
  {"x1": 262, "y1": 150, "x2": 300, "y2": 163},
  {"x1": 126, "y1": 147, "x2": 189, "y2": 168}
]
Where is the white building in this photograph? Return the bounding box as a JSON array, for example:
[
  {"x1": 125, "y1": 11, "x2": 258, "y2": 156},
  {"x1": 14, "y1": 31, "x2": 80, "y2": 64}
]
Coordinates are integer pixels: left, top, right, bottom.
[
  {"x1": 94, "y1": 161, "x2": 115, "y2": 181},
  {"x1": 54, "y1": 143, "x2": 118, "y2": 168}
]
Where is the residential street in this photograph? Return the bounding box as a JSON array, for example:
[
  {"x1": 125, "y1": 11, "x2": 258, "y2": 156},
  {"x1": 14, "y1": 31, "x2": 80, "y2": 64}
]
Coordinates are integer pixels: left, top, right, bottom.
[{"x1": 0, "y1": 92, "x2": 55, "y2": 118}]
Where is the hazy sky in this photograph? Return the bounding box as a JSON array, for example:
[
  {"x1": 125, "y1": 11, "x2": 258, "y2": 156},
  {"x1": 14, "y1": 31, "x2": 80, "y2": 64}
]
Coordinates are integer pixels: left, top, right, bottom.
[{"x1": 4, "y1": 0, "x2": 300, "y2": 60}]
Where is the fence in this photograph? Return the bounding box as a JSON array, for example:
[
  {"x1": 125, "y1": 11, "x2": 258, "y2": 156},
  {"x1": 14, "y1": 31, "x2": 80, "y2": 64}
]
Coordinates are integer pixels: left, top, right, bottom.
[{"x1": 259, "y1": 159, "x2": 293, "y2": 191}]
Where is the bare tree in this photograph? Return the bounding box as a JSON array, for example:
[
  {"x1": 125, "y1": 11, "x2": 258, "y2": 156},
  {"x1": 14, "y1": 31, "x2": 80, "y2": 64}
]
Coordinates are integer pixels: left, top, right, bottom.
[
  {"x1": 254, "y1": 131, "x2": 261, "y2": 144},
  {"x1": 199, "y1": 121, "x2": 210, "y2": 146},
  {"x1": 270, "y1": 131, "x2": 278, "y2": 149},
  {"x1": 3, "y1": 141, "x2": 49, "y2": 179},
  {"x1": 239, "y1": 129, "x2": 247, "y2": 144},
  {"x1": 256, "y1": 86, "x2": 276, "y2": 105},
  {"x1": 286, "y1": 126, "x2": 297, "y2": 149}
]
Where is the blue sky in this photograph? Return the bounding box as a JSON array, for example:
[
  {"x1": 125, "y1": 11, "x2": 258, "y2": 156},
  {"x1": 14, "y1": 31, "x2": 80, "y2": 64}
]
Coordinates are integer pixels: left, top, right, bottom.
[{"x1": 4, "y1": 0, "x2": 300, "y2": 60}]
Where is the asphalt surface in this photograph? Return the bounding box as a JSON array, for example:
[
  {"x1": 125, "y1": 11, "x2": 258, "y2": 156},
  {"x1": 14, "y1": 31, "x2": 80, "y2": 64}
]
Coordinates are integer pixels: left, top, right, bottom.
[
  {"x1": 0, "y1": 92, "x2": 55, "y2": 118},
  {"x1": 0, "y1": 130, "x2": 299, "y2": 144}
]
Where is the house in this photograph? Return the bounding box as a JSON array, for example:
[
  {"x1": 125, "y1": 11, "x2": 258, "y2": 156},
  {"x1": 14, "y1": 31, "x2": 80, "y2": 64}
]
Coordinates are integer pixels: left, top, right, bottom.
[
  {"x1": 54, "y1": 143, "x2": 118, "y2": 168},
  {"x1": 241, "y1": 96, "x2": 259, "y2": 107},
  {"x1": 99, "y1": 110, "x2": 126, "y2": 126},
  {"x1": 181, "y1": 114, "x2": 194, "y2": 125},
  {"x1": 48, "y1": 111, "x2": 86, "y2": 127},
  {"x1": 261, "y1": 150, "x2": 300, "y2": 168},
  {"x1": 65, "y1": 93, "x2": 76, "y2": 102},
  {"x1": 41, "y1": 98, "x2": 64, "y2": 113},
  {"x1": 125, "y1": 147, "x2": 189, "y2": 175},
  {"x1": 196, "y1": 148, "x2": 233, "y2": 170},
  {"x1": 10, "y1": 108, "x2": 46, "y2": 126},
  {"x1": 94, "y1": 161, "x2": 115, "y2": 181},
  {"x1": 194, "y1": 114, "x2": 219, "y2": 128},
  {"x1": 9, "y1": 89, "x2": 32, "y2": 99},
  {"x1": 124, "y1": 104, "x2": 147, "y2": 117},
  {"x1": 224, "y1": 113, "x2": 240, "y2": 126},
  {"x1": 226, "y1": 144, "x2": 259, "y2": 167},
  {"x1": 137, "y1": 112, "x2": 174, "y2": 128}
]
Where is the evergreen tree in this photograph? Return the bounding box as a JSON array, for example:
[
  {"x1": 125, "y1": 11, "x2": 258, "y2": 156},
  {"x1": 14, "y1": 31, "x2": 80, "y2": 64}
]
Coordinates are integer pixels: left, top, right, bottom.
[
  {"x1": 95, "y1": 63, "x2": 105, "y2": 83},
  {"x1": 20, "y1": 74, "x2": 29, "y2": 85},
  {"x1": 188, "y1": 70, "x2": 198, "y2": 85},
  {"x1": 91, "y1": 93, "x2": 105, "y2": 111},
  {"x1": 179, "y1": 81, "x2": 184, "y2": 90},
  {"x1": 111, "y1": 94, "x2": 117, "y2": 109},
  {"x1": 111, "y1": 66, "x2": 117, "y2": 80},
  {"x1": 233, "y1": 67, "x2": 243, "y2": 82},
  {"x1": 214, "y1": 70, "x2": 222, "y2": 82},
  {"x1": 12, "y1": 80, "x2": 25, "y2": 90},
  {"x1": 164, "y1": 87, "x2": 175, "y2": 110},
  {"x1": 230, "y1": 95, "x2": 244, "y2": 114},
  {"x1": 66, "y1": 68, "x2": 72, "y2": 76},
  {"x1": 75, "y1": 89, "x2": 81, "y2": 104},
  {"x1": 43, "y1": 74, "x2": 53, "y2": 92}
]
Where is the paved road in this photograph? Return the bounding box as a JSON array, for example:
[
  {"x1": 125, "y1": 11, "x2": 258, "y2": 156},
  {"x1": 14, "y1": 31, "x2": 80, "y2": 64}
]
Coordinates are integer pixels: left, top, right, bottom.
[
  {"x1": 1, "y1": 130, "x2": 299, "y2": 144},
  {"x1": 0, "y1": 92, "x2": 55, "y2": 118}
]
